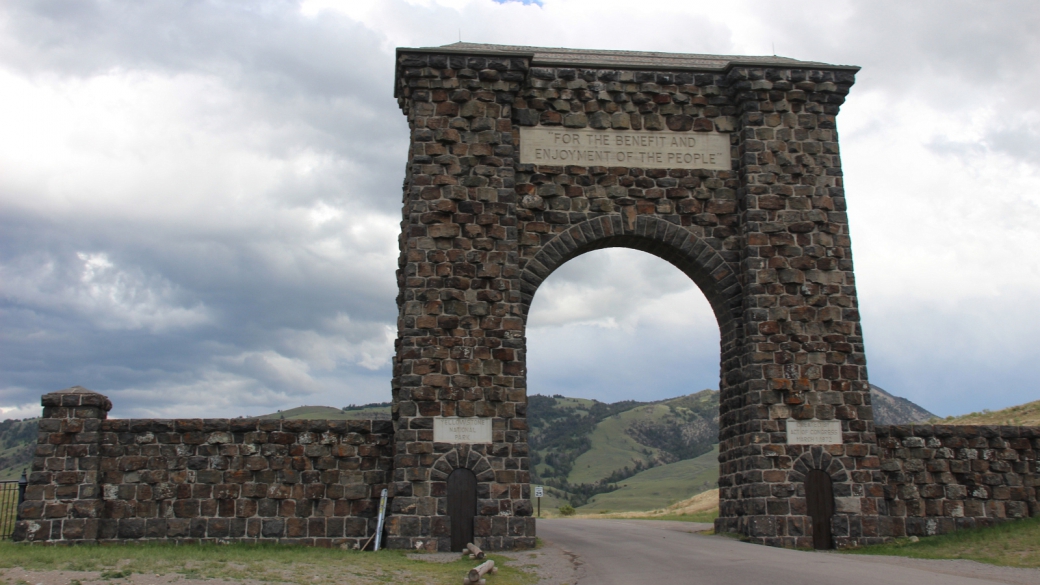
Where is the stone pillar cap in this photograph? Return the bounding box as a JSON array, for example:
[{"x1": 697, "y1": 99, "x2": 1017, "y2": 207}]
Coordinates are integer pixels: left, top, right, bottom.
[
  {"x1": 54, "y1": 385, "x2": 101, "y2": 394},
  {"x1": 42, "y1": 386, "x2": 113, "y2": 412}
]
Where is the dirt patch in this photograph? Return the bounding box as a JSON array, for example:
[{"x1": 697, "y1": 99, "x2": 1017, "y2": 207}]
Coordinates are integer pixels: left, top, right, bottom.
[
  {"x1": 496, "y1": 541, "x2": 584, "y2": 585},
  {"x1": 403, "y1": 540, "x2": 584, "y2": 585},
  {"x1": 0, "y1": 568, "x2": 273, "y2": 585}
]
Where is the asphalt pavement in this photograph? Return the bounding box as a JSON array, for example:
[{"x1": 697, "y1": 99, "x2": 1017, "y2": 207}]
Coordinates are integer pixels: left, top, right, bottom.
[{"x1": 537, "y1": 518, "x2": 1040, "y2": 585}]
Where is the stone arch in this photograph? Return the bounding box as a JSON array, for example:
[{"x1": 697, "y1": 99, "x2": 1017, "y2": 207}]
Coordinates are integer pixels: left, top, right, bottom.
[
  {"x1": 517, "y1": 214, "x2": 747, "y2": 442},
  {"x1": 517, "y1": 215, "x2": 742, "y2": 329},
  {"x1": 431, "y1": 445, "x2": 495, "y2": 484},
  {"x1": 790, "y1": 447, "x2": 850, "y2": 485}
]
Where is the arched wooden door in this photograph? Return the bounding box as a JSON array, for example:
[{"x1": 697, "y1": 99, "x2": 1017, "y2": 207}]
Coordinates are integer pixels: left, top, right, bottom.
[
  {"x1": 805, "y1": 469, "x2": 835, "y2": 550},
  {"x1": 447, "y1": 468, "x2": 477, "y2": 552}
]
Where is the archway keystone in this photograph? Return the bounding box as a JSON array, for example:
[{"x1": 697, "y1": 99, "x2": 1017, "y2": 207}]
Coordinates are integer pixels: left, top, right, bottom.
[{"x1": 391, "y1": 42, "x2": 882, "y2": 550}]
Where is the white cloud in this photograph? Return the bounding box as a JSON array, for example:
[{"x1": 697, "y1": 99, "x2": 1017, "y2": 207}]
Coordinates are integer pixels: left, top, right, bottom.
[
  {"x1": 0, "y1": 250, "x2": 211, "y2": 332},
  {"x1": 0, "y1": 400, "x2": 42, "y2": 421}
]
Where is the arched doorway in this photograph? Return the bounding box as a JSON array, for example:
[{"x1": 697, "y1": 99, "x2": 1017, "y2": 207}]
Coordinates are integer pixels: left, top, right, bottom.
[
  {"x1": 806, "y1": 469, "x2": 835, "y2": 550},
  {"x1": 447, "y1": 468, "x2": 477, "y2": 552}
]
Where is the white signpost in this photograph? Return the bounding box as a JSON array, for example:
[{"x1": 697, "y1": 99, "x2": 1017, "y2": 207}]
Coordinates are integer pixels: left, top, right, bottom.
[
  {"x1": 534, "y1": 486, "x2": 543, "y2": 517},
  {"x1": 373, "y1": 488, "x2": 388, "y2": 551}
]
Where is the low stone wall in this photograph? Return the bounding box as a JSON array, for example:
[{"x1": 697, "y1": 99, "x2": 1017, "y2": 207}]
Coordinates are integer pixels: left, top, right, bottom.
[
  {"x1": 876, "y1": 424, "x2": 1040, "y2": 537},
  {"x1": 15, "y1": 388, "x2": 1040, "y2": 548},
  {"x1": 15, "y1": 387, "x2": 393, "y2": 546}
]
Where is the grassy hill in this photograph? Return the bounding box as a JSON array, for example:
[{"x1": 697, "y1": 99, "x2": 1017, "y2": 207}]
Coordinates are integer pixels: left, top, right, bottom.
[
  {"x1": 578, "y1": 445, "x2": 719, "y2": 512},
  {"x1": 0, "y1": 418, "x2": 37, "y2": 480},
  {"x1": 258, "y1": 403, "x2": 391, "y2": 420},
  {"x1": 529, "y1": 390, "x2": 719, "y2": 508},
  {"x1": 570, "y1": 488, "x2": 720, "y2": 522},
  {"x1": 566, "y1": 403, "x2": 667, "y2": 485},
  {"x1": 931, "y1": 399, "x2": 1040, "y2": 426}
]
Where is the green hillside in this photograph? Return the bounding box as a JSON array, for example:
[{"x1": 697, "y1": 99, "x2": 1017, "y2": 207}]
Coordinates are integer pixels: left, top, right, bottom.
[
  {"x1": 579, "y1": 445, "x2": 720, "y2": 512},
  {"x1": 933, "y1": 399, "x2": 1040, "y2": 426},
  {"x1": 529, "y1": 390, "x2": 719, "y2": 507},
  {"x1": 568, "y1": 391, "x2": 719, "y2": 485},
  {"x1": 258, "y1": 403, "x2": 391, "y2": 420},
  {"x1": 568, "y1": 403, "x2": 671, "y2": 485},
  {"x1": 0, "y1": 418, "x2": 37, "y2": 480}
]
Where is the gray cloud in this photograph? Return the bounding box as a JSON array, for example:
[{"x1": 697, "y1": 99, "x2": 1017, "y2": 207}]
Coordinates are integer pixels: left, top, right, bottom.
[{"x1": 0, "y1": 0, "x2": 405, "y2": 417}]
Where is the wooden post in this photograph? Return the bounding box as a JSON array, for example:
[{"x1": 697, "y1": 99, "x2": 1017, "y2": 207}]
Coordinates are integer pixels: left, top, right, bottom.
[
  {"x1": 466, "y1": 542, "x2": 485, "y2": 560},
  {"x1": 465, "y1": 560, "x2": 496, "y2": 584}
]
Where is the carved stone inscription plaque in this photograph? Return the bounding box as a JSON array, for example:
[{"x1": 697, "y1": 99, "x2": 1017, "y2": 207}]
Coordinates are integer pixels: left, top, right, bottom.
[
  {"x1": 519, "y1": 127, "x2": 731, "y2": 170},
  {"x1": 433, "y1": 417, "x2": 492, "y2": 444},
  {"x1": 786, "y1": 419, "x2": 843, "y2": 445}
]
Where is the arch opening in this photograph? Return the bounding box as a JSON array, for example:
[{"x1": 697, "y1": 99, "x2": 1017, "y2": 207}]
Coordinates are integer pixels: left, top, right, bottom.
[
  {"x1": 526, "y1": 247, "x2": 720, "y2": 404},
  {"x1": 523, "y1": 237, "x2": 728, "y2": 511}
]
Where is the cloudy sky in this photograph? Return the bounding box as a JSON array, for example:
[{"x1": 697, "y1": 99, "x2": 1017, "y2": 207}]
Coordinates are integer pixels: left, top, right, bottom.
[{"x1": 2, "y1": 0, "x2": 1039, "y2": 420}]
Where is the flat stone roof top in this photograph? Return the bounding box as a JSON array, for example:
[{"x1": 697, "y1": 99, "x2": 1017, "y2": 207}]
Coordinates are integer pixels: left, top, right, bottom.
[{"x1": 397, "y1": 42, "x2": 859, "y2": 73}]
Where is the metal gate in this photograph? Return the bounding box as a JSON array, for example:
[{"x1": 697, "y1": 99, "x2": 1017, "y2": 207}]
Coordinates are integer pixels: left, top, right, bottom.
[{"x1": 0, "y1": 473, "x2": 27, "y2": 539}]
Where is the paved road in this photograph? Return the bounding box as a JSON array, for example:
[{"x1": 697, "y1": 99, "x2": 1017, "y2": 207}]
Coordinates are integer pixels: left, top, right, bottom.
[{"x1": 538, "y1": 518, "x2": 1040, "y2": 585}]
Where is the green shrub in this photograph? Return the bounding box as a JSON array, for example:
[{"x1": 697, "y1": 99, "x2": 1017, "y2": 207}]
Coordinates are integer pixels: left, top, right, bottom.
[{"x1": 558, "y1": 504, "x2": 575, "y2": 516}]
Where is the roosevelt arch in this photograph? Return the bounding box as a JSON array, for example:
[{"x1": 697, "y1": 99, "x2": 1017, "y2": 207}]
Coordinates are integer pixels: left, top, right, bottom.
[{"x1": 390, "y1": 42, "x2": 880, "y2": 550}]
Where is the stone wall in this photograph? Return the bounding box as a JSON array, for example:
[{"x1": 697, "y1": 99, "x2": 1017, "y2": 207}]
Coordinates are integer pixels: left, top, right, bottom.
[
  {"x1": 13, "y1": 389, "x2": 1040, "y2": 548},
  {"x1": 877, "y1": 424, "x2": 1040, "y2": 537},
  {"x1": 15, "y1": 388, "x2": 393, "y2": 546}
]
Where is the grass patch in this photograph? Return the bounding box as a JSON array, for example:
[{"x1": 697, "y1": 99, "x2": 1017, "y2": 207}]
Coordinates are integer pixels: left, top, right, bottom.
[
  {"x1": 843, "y1": 516, "x2": 1040, "y2": 568},
  {"x1": 634, "y1": 510, "x2": 718, "y2": 523},
  {"x1": 575, "y1": 509, "x2": 718, "y2": 523},
  {"x1": 0, "y1": 541, "x2": 537, "y2": 585}
]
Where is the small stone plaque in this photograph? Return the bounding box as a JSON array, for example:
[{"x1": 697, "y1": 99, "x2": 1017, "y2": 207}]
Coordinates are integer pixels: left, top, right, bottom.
[
  {"x1": 433, "y1": 417, "x2": 492, "y2": 444},
  {"x1": 519, "y1": 127, "x2": 731, "y2": 170},
  {"x1": 786, "y1": 419, "x2": 843, "y2": 445}
]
